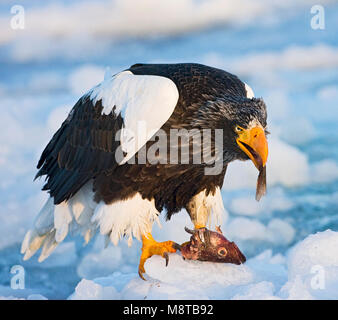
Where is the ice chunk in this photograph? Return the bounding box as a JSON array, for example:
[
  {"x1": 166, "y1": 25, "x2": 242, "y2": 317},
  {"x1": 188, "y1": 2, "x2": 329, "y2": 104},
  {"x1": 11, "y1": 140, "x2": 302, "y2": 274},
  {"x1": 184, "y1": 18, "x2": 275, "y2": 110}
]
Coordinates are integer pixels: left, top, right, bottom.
[
  {"x1": 70, "y1": 279, "x2": 120, "y2": 300},
  {"x1": 232, "y1": 281, "x2": 278, "y2": 300},
  {"x1": 27, "y1": 294, "x2": 48, "y2": 300},
  {"x1": 226, "y1": 217, "x2": 295, "y2": 246},
  {"x1": 288, "y1": 230, "x2": 338, "y2": 279},
  {"x1": 230, "y1": 188, "x2": 294, "y2": 217},
  {"x1": 311, "y1": 160, "x2": 338, "y2": 184},
  {"x1": 281, "y1": 230, "x2": 338, "y2": 299},
  {"x1": 77, "y1": 245, "x2": 123, "y2": 279}
]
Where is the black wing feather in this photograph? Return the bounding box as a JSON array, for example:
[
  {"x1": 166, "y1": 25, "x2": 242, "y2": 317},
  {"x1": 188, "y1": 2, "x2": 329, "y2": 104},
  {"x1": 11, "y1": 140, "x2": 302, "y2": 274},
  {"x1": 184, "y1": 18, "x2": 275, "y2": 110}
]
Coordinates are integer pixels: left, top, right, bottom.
[{"x1": 36, "y1": 95, "x2": 123, "y2": 204}]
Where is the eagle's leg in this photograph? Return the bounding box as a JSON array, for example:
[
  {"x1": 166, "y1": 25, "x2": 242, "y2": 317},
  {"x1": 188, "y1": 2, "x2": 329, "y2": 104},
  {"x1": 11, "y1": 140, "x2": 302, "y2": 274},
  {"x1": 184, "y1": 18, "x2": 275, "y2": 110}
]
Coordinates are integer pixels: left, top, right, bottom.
[
  {"x1": 186, "y1": 191, "x2": 210, "y2": 230},
  {"x1": 178, "y1": 192, "x2": 211, "y2": 249},
  {"x1": 138, "y1": 233, "x2": 179, "y2": 280}
]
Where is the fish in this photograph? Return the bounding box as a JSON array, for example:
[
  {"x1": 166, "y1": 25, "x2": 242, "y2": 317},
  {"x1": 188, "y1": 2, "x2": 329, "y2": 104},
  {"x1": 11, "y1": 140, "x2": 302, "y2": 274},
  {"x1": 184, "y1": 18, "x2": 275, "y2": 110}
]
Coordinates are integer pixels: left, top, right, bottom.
[
  {"x1": 256, "y1": 165, "x2": 267, "y2": 201},
  {"x1": 178, "y1": 226, "x2": 246, "y2": 264}
]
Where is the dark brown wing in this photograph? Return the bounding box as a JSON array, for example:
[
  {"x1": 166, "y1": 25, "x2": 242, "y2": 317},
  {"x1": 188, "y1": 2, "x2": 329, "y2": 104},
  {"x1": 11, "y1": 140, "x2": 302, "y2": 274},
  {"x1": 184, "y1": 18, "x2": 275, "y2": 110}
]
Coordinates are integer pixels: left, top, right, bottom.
[{"x1": 36, "y1": 95, "x2": 123, "y2": 204}]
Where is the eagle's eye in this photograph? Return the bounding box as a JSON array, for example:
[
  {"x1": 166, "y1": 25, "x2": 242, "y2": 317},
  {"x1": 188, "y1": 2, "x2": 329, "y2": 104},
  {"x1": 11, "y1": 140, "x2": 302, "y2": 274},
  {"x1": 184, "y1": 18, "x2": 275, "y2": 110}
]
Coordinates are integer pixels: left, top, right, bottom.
[
  {"x1": 235, "y1": 126, "x2": 244, "y2": 133},
  {"x1": 218, "y1": 247, "x2": 227, "y2": 257}
]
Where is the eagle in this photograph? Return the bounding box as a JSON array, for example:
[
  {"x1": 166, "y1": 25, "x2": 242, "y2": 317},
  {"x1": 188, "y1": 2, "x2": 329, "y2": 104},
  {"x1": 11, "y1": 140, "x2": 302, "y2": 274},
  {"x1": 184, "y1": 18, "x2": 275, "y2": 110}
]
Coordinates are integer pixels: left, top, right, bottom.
[{"x1": 21, "y1": 63, "x2": 268, "y2": 279}]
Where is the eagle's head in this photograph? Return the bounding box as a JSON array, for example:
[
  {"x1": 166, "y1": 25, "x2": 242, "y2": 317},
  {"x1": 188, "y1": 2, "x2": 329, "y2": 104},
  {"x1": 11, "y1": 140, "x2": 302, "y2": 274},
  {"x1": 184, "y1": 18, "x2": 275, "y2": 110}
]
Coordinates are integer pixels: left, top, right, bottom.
[
  {"x1": 224, "y1": 96, "x2": 268, "y2": 171},
  {"x1": 193, "y1": 95, "x2": 269, "y2": 200},
  {"x1": 194, "y1": 95, "x2": 268, "y2": 167}
]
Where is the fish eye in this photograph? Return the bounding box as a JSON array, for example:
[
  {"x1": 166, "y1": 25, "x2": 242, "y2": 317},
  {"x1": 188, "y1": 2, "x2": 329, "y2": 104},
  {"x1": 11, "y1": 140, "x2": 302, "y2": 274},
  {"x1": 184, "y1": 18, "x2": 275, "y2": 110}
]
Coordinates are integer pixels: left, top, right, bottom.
[
  {"x1": 235, "y1": 126, "x2": 244, "y2": 133},
  {"x1": 218, "y1": 248, "x2": 227, "y2": 256}
]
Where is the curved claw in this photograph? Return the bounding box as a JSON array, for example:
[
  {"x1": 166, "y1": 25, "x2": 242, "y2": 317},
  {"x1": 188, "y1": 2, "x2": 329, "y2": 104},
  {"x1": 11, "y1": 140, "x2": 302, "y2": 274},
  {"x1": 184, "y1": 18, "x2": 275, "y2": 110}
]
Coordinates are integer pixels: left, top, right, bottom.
[
  {"x1": 215, "y1": 225, "x2": 223, "y2": 234},
  {"x1": 198, "y1": 229, "x2": 205, "y2": 243},
  {"x1": 163, "y1": 252, "x2": 169, "y2": 267},
  {"x1": 172, "y1": 242, "x2": 181, "y2": 251},
  {"x1": 138, "y1": 234, "x2": 178, "y2": 280},
  {"x1": 138, "y1": 269, "x2": 146, "y2": 281},
  {"x1": 184, "y1": 227, "x2": 194, "y2": 234}
]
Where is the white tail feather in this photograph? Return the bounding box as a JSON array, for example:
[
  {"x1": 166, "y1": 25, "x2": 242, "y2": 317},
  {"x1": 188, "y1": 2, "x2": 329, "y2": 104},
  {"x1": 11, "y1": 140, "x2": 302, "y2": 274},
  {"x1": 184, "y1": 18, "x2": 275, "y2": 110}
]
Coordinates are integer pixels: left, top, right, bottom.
[
  {"x1": 22, "y1": 230, "x2": 47, "y2": 260},
  {"x1": 38, "y1": 230, "x2": 58, "y2": 262},
  {"x1": 21, "y1": 182, "x2": 161, "y2": 261},
  {"x1": 34, "y1": 197, "x2": 54, "y2": 235},
  {"x1": 54, "y1": 202, "x2": 72, "y2": 242}
]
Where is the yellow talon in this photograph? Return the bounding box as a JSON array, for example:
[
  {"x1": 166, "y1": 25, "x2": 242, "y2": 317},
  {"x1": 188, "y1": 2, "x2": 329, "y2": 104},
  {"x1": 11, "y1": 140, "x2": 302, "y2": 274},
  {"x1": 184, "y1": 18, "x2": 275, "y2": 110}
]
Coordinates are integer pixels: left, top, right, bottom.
[{"x1": 138, "y1": 233, "x2": 178, "y2": 280}]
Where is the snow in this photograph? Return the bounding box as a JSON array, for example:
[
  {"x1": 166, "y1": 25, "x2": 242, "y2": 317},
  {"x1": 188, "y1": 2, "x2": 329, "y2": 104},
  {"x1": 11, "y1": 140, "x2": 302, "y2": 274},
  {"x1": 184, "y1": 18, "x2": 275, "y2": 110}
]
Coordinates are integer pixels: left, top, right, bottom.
[
  {"x1": 287, "y1": 230, "x2": 338, "y2": 279},
  {"x1": 279, "y1": 118, "x2": 316, "y2": 146},
  {"x1": 230, "y1": 188, "x2": 294, "y2": 217},
  {"x1": 70, "y1": 279, "x2": 119, "y2": 300},
  {"x1": 223, "y1": 137, "x2": 338, "y2": 192},
  {"x1": 0, "y1": 285, "x2": 48, "y2": 300},
  {"x1": 27, "y1": 294, "x2": 48, "y2": 300},
  {"x1": 77, "y1": 241, "x2": 123, "y2": 279},
  {"x1": 311, "y1": 160, "x2": 338, "y2": 184},
  {"x1": 0, "y1": 0, "x2": 316, "y2": 62},
  {"x1": 63, "y1": 230, "x2": 338, "y2": 300},
  {"x1": 226, "y1": 217, "x2": 295, "y2": 246},
  {"x1": 318, "y1": 85, "x2": 338, "y2": 101},
  {"x1": 281, "y1": 230, "x2": 338, "y2": 299},
  {"x1": 223, "y1": 137, "x2": 310, "y2": 190},
  {"x1": 232, "y1": 281, "x2": 278, "y2": 300}
]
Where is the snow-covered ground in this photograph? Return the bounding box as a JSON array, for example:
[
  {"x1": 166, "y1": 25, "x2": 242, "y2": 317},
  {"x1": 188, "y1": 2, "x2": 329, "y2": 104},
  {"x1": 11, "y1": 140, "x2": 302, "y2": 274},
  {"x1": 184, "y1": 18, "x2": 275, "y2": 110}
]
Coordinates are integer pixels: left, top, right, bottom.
[
  {"x1": 0, "y1": 0, "x2": 338, "y2": 299},
  {"x1": 69, "y1": 230, "x2": 338, "y2": 300}
]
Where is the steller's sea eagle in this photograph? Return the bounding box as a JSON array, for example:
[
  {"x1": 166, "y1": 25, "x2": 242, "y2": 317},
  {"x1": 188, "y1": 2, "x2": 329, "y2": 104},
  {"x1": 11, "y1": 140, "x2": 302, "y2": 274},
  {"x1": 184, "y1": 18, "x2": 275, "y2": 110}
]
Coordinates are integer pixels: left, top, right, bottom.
[{"x1": 21, "y1": 63, "x2": 268, "y2": 279}]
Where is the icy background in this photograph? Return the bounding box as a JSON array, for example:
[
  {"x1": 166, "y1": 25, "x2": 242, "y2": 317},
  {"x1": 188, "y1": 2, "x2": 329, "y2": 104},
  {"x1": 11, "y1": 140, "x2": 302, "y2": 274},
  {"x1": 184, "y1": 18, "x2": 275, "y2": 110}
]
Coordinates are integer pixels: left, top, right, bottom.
[{"x1": 0, "y1": 0, "x2": 338, "y2": 299}]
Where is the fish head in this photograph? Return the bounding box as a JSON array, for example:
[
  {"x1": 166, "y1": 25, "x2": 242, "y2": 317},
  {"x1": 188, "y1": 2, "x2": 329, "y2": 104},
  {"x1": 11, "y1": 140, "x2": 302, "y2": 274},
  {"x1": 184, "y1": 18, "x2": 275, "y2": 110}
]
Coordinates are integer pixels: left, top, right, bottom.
[{"x1": 180, "y1": 226, "x2": 246, "y2": 265}]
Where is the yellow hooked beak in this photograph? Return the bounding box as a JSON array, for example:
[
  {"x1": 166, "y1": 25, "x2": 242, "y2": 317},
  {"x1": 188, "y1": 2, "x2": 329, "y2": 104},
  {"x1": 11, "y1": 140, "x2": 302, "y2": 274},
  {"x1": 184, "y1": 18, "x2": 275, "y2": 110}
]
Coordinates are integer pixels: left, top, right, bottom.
[{"x1": 236, "y1": 126, "x2": 268, "y2": 170}]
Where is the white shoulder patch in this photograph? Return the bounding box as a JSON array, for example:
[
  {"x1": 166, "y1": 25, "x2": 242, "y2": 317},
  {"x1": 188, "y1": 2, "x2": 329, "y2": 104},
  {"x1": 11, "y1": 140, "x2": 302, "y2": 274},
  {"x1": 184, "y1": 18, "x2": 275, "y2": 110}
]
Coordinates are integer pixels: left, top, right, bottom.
[
  {"x1": 244, "y1": 83, "x2": 255, "y2": 99},
  {"x1": 89, "y1": 70, "x2": 179, "y2": 164}
]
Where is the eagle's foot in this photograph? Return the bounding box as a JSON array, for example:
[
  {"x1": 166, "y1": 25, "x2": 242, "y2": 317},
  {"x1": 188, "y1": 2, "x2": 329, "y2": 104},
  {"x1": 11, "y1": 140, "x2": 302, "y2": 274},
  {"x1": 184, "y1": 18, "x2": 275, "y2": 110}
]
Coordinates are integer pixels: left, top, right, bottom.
[{"x1": 138, "y1": 233, "x2": 180, "y2": 280}]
